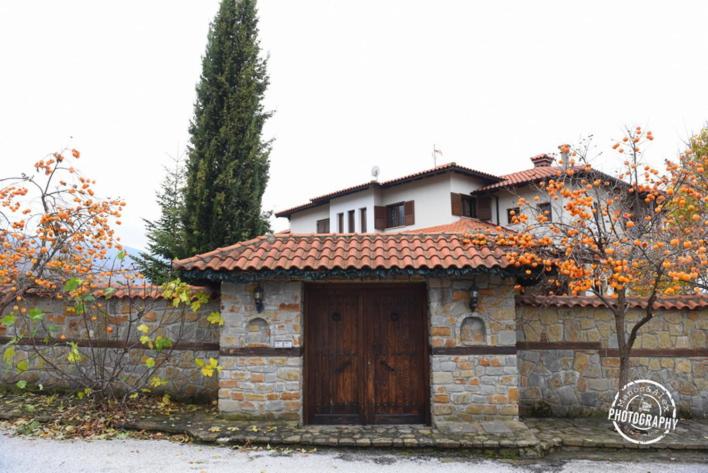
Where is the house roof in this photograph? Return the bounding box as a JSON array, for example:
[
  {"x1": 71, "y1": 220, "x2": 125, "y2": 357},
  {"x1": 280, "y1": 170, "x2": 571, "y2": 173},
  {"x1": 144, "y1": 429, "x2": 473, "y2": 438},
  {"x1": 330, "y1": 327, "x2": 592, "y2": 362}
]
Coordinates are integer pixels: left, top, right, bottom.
[
  {"x1": 406, "y1": 217, "x2": 508, "y2": 234},
  {"x1": 275, "y1": 162, "x2": 502, "y2": 218},
  {"x1": 517, "y1": 294, "x2": 708, "y2": 311},
  {"x1": 473, "y1": 165, "x2": 624, "y2": 194},
  {"x1": 173, "y1": 231, "x2": 509, "y2": 273},
  {"x1": 474, "y1": 165, "x2": 571, "y2": 193}
]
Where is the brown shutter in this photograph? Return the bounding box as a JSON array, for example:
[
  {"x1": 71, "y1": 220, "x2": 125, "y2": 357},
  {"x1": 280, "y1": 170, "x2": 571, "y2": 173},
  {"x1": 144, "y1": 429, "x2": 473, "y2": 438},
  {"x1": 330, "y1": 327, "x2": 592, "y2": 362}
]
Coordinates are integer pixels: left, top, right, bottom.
[
  {"x1": 374, "y1": 206, "x2": 386, "y2": 230},
  {"x1": 477, "y1": 196, "x2": 492, "y2": 220},
  {"x1": 404, "y1": 200, "x2": 415, "y2": 225},
  {"x1": 450, "y1": 193, "x2": 463, "y2": 216}
]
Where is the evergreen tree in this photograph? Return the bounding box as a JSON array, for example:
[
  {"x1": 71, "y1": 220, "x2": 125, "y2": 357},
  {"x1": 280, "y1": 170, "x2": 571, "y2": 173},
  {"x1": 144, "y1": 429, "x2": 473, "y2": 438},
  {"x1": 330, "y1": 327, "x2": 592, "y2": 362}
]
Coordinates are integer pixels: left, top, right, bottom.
[
  {"x1": 182, "y1": 0, "x2": 271, "y2": 256},
  {"x1": 135, "y1": 156, "x2": 186, "y2": 284}
]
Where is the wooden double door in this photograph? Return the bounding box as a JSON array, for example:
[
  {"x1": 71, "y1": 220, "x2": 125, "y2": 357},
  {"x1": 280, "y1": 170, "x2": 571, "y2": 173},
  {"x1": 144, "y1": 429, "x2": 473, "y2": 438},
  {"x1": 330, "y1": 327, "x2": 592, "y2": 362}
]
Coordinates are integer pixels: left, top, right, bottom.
[{"x1": 304, "y1": 284, "x2": 429, "y2": 425}]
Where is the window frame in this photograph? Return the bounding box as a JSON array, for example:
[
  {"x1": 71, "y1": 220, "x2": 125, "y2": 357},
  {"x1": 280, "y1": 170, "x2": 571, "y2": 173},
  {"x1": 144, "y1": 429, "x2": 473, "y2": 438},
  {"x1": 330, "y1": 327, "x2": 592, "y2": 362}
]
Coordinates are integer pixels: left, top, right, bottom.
[
  {"x1": 507, "y1": 207, "x2": 520, "y2": 225},
  {"x1": 386, "y1": 202, "x2": 406, "y2": 228},
  {"x1": 347, "y1": 209, "x2": 355, "y2": 233},
  {"x1": 537, "y1": 202, "x2": 552, "y2": 222},
  {"x1": 316, "y1": 218, "x2": 330, "y2": 233},
  {"x1": 337, "y1": 212, "x2": 344, "y2": 233},
  {"x1": 461, "y1": 195, "x2": 477, "y2": 218}
]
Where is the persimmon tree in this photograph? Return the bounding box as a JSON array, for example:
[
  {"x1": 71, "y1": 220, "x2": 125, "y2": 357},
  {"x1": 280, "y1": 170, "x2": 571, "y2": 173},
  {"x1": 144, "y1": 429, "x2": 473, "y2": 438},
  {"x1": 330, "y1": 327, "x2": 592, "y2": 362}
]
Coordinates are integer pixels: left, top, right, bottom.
[
  {"x1": 468, "y1": 128, "x2": 707, "y2": 391},
  {"x1": 0, "y1": 151, "x2": 222, "y2": 402}
]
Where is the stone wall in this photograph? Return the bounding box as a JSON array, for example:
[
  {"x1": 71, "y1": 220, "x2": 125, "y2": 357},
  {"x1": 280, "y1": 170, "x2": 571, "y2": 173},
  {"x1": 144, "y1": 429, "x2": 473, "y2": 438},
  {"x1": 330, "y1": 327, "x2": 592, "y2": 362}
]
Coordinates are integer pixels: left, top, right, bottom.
[
  {"x1": 516, "y1": 304, "x2": 707, "y2": 417},
  {"x1": 1, "y1": 294, "x2": 220, "y2": 400},
  {"x1": 428, "y1": 276, "x2": 520, "y2": 426},
  {"x1": 218, "y1": 281, "x2": 303, "y2": 421}
]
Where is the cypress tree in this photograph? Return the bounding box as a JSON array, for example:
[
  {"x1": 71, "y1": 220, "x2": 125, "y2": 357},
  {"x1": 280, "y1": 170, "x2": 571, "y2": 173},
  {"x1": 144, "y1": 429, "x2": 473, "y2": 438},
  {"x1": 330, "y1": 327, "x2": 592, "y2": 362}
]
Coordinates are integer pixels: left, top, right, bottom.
[
  {"x1": 135, "y1": 156, "x2": 186, "y2": 283},
  {"x1": 182, "y1": 0, "x2": 272, "y2": 256}
]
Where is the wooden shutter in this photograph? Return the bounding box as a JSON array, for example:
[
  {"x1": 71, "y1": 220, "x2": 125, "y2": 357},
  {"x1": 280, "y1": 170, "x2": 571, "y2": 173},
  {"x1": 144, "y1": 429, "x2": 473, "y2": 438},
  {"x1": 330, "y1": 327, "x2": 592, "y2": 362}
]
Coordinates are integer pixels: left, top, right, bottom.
[
  {"x1": 374, "y1": 206, "x2": 386, "y2": 230},
  {"x1": 477, "y1": 196, "x2": 492, "y2": 221},
  {"x1": 404, "y1": 201, "x2": 415, "y2": 226},
  {"x1": 450, "y1": 193, "x2": 463, "y2": 216}
]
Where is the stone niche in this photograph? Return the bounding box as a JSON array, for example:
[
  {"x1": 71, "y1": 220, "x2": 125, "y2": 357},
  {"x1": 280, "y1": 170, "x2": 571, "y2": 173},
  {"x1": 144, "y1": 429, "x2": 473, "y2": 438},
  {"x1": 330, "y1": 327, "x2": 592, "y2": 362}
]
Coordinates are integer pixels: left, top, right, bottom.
[
  {"x1": 460, "y1": 314, "x2": 487, "y2": 345},
  {"x1": 245, "y1": 317, "x2": 271, "y2": 347}
]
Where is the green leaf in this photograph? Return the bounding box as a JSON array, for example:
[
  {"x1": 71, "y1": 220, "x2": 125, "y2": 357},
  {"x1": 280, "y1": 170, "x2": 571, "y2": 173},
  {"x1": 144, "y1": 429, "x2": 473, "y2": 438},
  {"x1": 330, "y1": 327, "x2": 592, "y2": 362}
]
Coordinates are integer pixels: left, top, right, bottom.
[
  {"x1": 207, "y1": 311, "x2": 224, "y2": 326},
  {"x1": 28, "y1": 307, "x2": 44, "y2": 321},
  {"x1": 66, "y1": 342, "x2": 82, "y2": 363},
  {"x1": 137, "y1": 324, "x2": 150, "y2": 334},
  {"x1": 154, "y1": 336, "x2": 173, "y2": 352},
  {"x1": 116, "y1": 250, "x2": 127, "y2": 261},
  {"x1": 149, "y1": 376, "x2": 167, "y2": 388},
  {"x1": 3, "y1": 346, "x2": 16, "y2": 366},
  {"x1": 144, "y1": 357, "x2": 155, "y2": 369},
  {"x1": 103, "y1": 287, "x2": 117, "y2": 298},
  {"x1": 16, "y1": 359, "x2": 28, "y2": 373},
  {"x1": 63, "y1": 278, "x2": 82, "y2": 293},
  {"x1": 1, "y1": 313, "x2": 16, "y2": 327},
  {"x1": 15, "y1": 380, "x2": 27, "y2": 390},
  {"x1": 139, "y1": 335, "x2": 153, "y2": 348},
  {"x1": 196, "y1": 357, "x2": 222, "y2": 377}
]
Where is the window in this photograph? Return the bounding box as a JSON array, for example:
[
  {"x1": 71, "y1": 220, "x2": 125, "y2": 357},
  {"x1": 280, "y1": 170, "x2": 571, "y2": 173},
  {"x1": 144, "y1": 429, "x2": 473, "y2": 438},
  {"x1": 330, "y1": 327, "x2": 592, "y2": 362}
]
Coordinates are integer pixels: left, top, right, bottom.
[
  {"x1": 360, "y1": 207, "x2": 367, "y2": 233},
  {"x1": 316, "y1": 218, "x2": 330, "y2": 233},
  {"x1": 386, "y1": 202, "x2": 405, "y2": 228},
  {"x1": 461, "y1": 195, "x2": 477, "y2": 218},
  {"x1": 348, "y1": 210, "x2": 355, "y2": 233},
  {"x1": 537, "y1": 203, "x2": 552, "y2": 222},
  {"x1": 507, "y1": 207, "x2": 520, "y2": 224},
  {"x1": 337, "y1": 212, "x2": 344, "y2": 233}
]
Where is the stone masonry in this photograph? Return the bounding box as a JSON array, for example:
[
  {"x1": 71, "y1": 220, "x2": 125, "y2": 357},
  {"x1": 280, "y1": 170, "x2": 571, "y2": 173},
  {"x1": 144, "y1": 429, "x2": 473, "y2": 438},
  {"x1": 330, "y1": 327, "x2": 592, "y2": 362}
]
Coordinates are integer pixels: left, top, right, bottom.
[
  {"x1": 516, "y1": 304, "x2": 707, "y2": 417},
  {"x1": 428, "y1": 276, "x2": 519, "y2": 426},
  {"x1": 0, "y1": 295, "x2": 220, "y2": 400},
  {"x1": 218, "y1": 281, "x2": 303, "y2": 421}
]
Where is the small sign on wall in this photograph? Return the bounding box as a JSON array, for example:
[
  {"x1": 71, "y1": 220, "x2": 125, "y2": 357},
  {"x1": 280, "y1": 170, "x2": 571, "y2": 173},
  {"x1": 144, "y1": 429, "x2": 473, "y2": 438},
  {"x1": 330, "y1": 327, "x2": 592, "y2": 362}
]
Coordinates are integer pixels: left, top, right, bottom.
[{"x1": 274, "y1": 339, "x2": 293, "y2": 349}]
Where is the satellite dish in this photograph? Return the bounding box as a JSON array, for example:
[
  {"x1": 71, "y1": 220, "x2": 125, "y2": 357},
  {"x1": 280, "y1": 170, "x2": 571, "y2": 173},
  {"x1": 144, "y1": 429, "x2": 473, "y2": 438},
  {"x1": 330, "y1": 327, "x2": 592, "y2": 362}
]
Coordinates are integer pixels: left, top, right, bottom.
[{"x1": 371, "y1": 166, "x2": 380, "y2": 180}]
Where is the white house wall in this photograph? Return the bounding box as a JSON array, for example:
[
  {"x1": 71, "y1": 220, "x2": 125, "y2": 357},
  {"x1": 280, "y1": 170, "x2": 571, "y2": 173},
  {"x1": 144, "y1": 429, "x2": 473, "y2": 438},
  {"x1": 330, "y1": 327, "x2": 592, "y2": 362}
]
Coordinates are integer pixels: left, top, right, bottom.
[
  {"x1": 329, "y1": 188, "x2": 378, "y2": 233},
  {"x1": 289, "y1": 205, "x2": 330, "y2": 233},
  {"x1": 381, "y1": 174, "x2": 456, "y2": 232}
]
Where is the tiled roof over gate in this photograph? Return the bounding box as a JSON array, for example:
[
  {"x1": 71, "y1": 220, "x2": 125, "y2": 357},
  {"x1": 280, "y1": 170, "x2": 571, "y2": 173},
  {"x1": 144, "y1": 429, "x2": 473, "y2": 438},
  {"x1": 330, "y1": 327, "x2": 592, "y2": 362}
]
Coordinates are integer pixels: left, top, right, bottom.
[{"x1": 173, "y1": 231, "x2": 509, "y2": 273}]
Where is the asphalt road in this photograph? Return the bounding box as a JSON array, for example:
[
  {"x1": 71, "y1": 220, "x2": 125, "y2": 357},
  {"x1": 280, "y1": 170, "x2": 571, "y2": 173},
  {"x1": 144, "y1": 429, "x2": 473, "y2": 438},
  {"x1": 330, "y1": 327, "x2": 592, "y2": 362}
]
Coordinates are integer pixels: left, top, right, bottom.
[{"x1": 0, "y1": 431, "x2": 706, "y2": 473}]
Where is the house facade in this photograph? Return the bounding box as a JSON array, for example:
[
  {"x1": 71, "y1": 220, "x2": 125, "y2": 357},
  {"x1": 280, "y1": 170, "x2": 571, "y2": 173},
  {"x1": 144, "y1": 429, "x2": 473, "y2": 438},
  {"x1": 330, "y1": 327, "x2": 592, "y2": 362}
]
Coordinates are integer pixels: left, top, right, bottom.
[
  {"x1": 276, "y1": 154, "x2": 565, "y2": 234},
  {"x1": 174, "y1": 156, "x2": 707, "y2": 426}
]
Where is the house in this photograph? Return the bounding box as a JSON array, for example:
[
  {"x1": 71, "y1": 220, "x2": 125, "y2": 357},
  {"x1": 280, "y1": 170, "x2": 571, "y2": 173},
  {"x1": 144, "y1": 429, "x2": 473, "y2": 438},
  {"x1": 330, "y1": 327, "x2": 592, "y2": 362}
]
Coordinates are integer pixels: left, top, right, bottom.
[
  {"x1": 174, "y1": 155, "x2": 707, "y2": 426},
  {"x1": 275, "y1": 154, "x2": 568, "y2": 234}
]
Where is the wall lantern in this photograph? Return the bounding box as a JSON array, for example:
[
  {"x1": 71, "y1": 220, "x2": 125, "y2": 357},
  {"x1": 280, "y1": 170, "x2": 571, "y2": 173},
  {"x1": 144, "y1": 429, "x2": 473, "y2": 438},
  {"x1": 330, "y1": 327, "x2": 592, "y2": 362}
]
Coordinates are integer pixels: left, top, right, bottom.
[
  {"x1": 468, "y1": 282, "x2": 479, "y2": 311},
  {"x1": 254, "y1": 284, "x2": 264, "y2": 313}
]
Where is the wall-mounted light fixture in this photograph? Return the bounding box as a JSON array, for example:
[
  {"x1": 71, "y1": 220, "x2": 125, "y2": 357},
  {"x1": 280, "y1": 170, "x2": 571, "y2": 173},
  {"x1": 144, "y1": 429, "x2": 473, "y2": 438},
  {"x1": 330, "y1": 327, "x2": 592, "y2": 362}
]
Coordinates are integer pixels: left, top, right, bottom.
[
  {"x1": 254, "y1": 284, "x2": 264, "y2": 313},
  {"x1": 468, "y1": 282, "x2": 479, "y2": 311}
]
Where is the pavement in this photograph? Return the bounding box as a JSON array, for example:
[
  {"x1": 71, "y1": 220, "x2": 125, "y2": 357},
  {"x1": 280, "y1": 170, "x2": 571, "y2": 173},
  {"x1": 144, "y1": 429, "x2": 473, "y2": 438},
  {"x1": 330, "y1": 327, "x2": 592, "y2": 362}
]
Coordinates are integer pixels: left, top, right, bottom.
[
  {"x1": 1, "y1": 430, "x2": 707, "y2": 473},
  {"x1": 116, "y1": 413, "x2": 708, "y2": 458}
]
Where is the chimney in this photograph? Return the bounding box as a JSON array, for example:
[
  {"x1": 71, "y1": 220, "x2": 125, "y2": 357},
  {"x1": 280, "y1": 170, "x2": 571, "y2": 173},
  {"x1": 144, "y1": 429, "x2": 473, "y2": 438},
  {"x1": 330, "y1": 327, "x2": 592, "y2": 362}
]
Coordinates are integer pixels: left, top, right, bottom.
[
  {"x1": 530, "y1": 154, "x2": 554, "y2": 168},
  {"x1": 558, "y1": 144, "x2": 570, "y2": 170}
]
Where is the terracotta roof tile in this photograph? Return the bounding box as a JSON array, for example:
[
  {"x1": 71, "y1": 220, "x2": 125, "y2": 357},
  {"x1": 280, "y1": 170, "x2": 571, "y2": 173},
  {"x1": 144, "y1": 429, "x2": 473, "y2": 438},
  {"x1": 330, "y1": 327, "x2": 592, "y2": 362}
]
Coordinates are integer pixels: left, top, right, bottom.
[
  {"x1": 174, "y1": 232, "x2": 509, "y2": 273},
  {"x1": 474, "y1": 166, "x2": 570, "y2": 193},
  {"x1": 474, "y1": 165, "x2": 623, "y2": 193},
  {"x1": 406, "y1": 217, "x2": 510, "y2": 234},
  {"x1": 517, "y1": 294, "x2": 708, "y2": 311}
]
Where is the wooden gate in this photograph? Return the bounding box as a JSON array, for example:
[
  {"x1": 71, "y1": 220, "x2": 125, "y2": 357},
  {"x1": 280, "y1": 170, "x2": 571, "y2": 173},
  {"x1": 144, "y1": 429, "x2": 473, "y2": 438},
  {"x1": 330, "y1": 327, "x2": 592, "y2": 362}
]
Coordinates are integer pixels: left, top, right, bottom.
[{"x1": 304, "y1": 284, "x2": 429, "y2": 425}]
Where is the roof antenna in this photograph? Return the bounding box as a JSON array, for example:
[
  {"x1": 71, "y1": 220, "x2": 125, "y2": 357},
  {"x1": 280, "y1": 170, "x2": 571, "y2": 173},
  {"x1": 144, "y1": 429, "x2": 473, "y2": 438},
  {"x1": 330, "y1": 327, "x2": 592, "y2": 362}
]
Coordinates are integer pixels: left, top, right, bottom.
[
  {"x1": 432, "y1": 145, "x2": 443, "y2": 167},
  {"x1": 371, "y1": 165, "x2": 380, "y2": 181}
]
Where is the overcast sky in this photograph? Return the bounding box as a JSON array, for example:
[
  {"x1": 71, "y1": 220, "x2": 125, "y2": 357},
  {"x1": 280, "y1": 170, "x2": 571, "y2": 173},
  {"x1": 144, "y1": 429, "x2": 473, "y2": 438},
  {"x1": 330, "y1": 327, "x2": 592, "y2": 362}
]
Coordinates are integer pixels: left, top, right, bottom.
[{"x1": 1, "y1": 1, "x2": 707, "y2": 250}]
